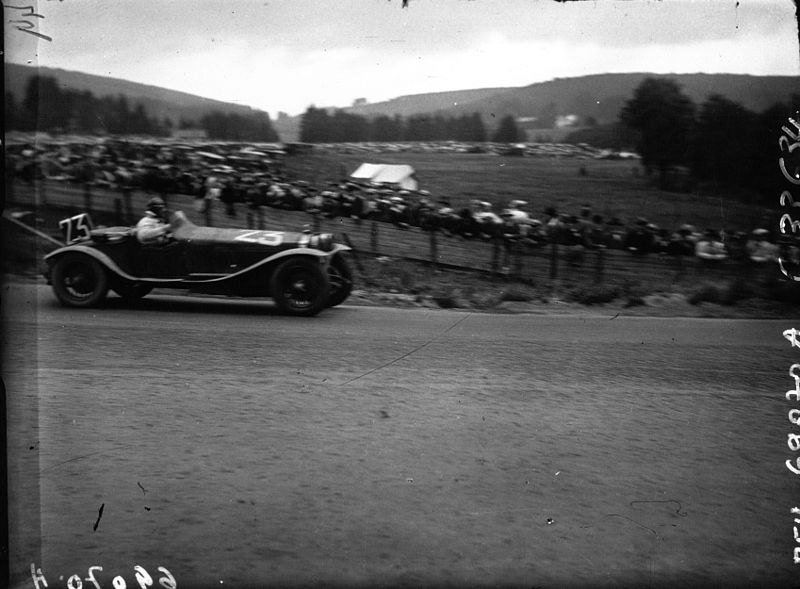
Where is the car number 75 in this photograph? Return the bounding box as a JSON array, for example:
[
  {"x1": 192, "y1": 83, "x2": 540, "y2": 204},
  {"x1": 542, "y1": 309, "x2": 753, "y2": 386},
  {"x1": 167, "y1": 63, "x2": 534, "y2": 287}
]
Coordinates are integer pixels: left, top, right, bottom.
[{"x1": 59, "y1": 213, "x2": 94, "y2": 244}]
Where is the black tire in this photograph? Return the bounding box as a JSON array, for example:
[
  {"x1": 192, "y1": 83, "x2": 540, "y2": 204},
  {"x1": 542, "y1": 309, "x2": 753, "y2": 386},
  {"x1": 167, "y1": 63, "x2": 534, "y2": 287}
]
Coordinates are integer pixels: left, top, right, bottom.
[
  {"x1": 327, "y1": 253, "x2": 354, "y2": 307},
  {"x1": 51, "y1": 253, "x2": 109, "y2": 307},
  {"x1": 270, "y1": 257, "x2": 330, "y2": 316},
  {"x1": 112, "y1": 281, "x2": 154, "y2": 301}
]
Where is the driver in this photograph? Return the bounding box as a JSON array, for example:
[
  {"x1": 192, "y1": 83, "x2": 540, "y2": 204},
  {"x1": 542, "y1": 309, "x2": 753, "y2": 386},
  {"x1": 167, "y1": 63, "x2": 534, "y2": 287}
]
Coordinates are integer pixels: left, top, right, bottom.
[{"x1": 135, "y1": 197, "x2": 174, "y2": 244}]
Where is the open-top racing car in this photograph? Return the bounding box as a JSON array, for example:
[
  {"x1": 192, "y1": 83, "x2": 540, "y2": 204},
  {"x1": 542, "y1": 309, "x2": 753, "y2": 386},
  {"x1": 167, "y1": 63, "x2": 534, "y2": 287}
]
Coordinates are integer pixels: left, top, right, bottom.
[{"x1": 43, "y1": 210, "x2": 354, "y2": 316}]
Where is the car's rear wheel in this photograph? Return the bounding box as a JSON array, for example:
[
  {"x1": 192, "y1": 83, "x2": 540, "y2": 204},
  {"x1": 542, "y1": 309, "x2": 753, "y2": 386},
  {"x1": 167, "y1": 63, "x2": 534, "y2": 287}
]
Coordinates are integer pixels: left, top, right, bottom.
[
  {"x1": 113, "y1": 281, "x2": 153, "y2": 301},
  {"x1": 51, "y1": 253, "x2": 109, "y2": 307},
  {"x1": 327, "y1": 253, "x2": 354, "y2": 307},
  {"x1": 270, "y1": 257, "x2": 330, "y2": 316}
]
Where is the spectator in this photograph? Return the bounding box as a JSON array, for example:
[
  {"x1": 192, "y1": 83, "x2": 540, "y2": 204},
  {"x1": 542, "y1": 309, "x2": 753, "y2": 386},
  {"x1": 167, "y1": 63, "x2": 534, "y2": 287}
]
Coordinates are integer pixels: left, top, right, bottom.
[
  {"x1": 562, "y1": 214, "x2": 588, "y2": 265},
  {"x1": 746, "y1": 228, "x2": 779, "y2": 263},
  {"x1": 695, "y1": 229, "x2": 728, "y2": 261},
  {"x1": 624, "y1": 217, "x2": 655, "y2": 255},
  {"x1": 606, "y1": 217, "x2": 626, "y2": 250},
  {"x1": 543, "y1": 207, "x2": 564, "y2": 243}
]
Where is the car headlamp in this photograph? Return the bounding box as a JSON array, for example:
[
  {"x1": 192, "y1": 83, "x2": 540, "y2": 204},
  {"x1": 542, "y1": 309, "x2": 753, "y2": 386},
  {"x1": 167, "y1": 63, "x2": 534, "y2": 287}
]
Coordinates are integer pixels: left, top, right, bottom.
[{"x1": 309, "y1": 233, "x2": 334, "y2": 251}]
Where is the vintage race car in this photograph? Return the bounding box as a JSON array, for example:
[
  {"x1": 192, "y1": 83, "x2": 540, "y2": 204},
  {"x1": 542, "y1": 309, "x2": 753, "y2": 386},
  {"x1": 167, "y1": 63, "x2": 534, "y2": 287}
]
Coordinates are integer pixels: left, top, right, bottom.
[{"x1": 43, "y1": 211, "x2": 354, "y2": 316}]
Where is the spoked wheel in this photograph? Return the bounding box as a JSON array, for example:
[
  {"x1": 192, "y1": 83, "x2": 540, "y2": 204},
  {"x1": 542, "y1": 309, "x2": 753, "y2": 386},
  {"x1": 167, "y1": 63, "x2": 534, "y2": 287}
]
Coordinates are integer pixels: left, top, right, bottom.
[
  {"x1": 270, "y1": 258, "x2": 330, "y2": 316},
  {"x1": 327, "y1": 253, "x2": 354, "y2": 307},
  {"x1": 112, "y1": 281, "x2": 153, "y2": 301},
  {"x1": 51, "y1": 253, "x2": 109, "y2": 307}
]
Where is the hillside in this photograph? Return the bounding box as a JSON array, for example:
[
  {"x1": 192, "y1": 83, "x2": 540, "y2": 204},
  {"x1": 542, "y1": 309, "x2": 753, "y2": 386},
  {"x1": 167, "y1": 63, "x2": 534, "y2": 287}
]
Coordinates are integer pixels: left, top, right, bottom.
[
  {"x1": 444, "y1": 73, "x2": 800, "y2": 124},
  {"x1": 7, "y1": 64, "x2": 797, "y2": 143},
  {"x1": 279, "y1": 72, "x2": 798, "y2": 141},
  {"x1": 345, "y1": 87, "x2": 514, "y2": 118},
  {"x1": 5, "y1": 63, "x2": 270, "y2": 127},
  {"x1": 339, "y1": 73, "x2": 799, "y2": 125}
]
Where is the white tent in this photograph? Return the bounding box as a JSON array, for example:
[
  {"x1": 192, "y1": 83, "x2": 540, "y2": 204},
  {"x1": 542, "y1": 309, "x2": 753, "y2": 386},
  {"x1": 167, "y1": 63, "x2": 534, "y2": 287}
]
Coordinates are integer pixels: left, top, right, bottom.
[{"x1": 350, "y1": 163, "x2": 418, "y2": 191}]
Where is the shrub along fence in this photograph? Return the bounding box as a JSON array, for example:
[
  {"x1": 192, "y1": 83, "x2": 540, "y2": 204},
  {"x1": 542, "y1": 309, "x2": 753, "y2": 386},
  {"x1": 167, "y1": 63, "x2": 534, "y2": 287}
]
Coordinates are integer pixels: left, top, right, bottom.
[{"x1": 7, "y1": 179, "x2": 776, "y2": 291}]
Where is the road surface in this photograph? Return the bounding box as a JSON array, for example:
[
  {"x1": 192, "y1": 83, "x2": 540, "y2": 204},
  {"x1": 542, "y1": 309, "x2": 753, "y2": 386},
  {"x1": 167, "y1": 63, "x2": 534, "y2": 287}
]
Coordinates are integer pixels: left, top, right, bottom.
[{"x1": 4, "y1": 282, "x2": 798, "y2": 588}]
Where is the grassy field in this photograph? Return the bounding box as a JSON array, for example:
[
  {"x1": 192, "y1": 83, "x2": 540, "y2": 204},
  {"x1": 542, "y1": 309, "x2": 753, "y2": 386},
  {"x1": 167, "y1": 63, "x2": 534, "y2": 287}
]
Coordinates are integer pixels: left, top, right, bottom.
[{"x1": 283, "y1": 151, "x2": 772, "y2": 233}]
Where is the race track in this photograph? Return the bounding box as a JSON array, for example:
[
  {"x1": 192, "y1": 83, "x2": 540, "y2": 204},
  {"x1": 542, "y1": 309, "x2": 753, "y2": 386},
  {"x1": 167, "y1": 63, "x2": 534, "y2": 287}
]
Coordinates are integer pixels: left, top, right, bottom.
[{"x1": 4, "y1": 282, "x2": 798, "y2": 588}]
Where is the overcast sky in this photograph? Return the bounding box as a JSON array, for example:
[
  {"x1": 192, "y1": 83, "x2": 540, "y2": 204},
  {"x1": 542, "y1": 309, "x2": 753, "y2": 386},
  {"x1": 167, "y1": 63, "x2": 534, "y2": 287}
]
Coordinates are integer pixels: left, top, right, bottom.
[{"x1": 5, "y1": 0, "x2": 799, "y2": 116}]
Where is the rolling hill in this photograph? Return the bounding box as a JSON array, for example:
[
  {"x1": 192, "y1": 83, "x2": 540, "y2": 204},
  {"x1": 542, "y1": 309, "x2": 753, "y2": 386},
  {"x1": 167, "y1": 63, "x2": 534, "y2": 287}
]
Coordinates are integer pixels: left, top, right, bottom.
[
  {"x1": 6, "y1": 63, "x2": 798, "y2": 142},
  {"x1": 5, "y1": 63, "x2": 269, "y2": 128},
  {"x1": 344, "y1": 73, "x2": 800, "y2": 124}
]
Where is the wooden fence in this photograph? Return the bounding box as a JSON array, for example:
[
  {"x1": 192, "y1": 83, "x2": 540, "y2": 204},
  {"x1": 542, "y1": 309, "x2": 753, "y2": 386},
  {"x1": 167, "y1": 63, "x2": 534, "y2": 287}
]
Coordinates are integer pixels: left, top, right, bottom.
[{"x1": 6, "y1": 179, "x2": 773, "y2": 290}]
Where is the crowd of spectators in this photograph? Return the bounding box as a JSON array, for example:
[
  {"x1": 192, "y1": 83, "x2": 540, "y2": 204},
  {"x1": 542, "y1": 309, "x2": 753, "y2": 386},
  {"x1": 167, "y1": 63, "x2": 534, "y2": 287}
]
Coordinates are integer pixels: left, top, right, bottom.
[{"x1": 6, "y1": 138, "x2": 795, "y2": 268}]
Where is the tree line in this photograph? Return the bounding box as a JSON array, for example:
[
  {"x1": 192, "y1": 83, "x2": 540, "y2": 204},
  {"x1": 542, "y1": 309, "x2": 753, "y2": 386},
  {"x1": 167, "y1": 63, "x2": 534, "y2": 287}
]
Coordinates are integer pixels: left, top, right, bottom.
[
  {"x1": 5, "y1": 75, "x2": 279, "y2": 141},
  {"x1": 299, "y1": 106, "x2": 524, "y2": 143},
  {"x1": 616, "y1": 77, "x2": 799, "y2": 199}
]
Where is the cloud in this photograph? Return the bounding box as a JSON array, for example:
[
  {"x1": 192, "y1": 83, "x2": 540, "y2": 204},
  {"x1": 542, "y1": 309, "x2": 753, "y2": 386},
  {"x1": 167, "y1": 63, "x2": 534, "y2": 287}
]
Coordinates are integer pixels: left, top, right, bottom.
[{"x1": 7, "y1": 0, "x2": 797, "y2": 115}]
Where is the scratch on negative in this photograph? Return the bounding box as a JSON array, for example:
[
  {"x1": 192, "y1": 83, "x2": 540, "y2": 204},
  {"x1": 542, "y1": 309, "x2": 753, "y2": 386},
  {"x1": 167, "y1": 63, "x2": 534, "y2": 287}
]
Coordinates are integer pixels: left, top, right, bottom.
[
  {"x1": 93, "y1": 503, "x2": 105, "y2": 532},
  {"x1": 40, "y1": 445, "x2": 133, "y2": 473},
  {"x1": 340, "y1": 312, "x2": 473, "y2": 386}
]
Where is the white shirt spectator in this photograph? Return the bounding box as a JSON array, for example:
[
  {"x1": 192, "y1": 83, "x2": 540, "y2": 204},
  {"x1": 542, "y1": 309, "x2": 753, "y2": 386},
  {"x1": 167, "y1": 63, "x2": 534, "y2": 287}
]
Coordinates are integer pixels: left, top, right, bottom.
[
  {"x1": 695, "y1": 237, "x2": 728, "y2": 261},
  {"x1": 746, "y1": 237, "x2": 779, "y2": 263}
]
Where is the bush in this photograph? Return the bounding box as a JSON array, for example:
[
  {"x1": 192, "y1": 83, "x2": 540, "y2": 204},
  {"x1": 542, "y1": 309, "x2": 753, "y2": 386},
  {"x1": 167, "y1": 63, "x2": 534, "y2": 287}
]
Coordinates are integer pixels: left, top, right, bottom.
[
  {"x1": 763, "y1": 280, "x2": 800, "y2": 305},
  {"x1": 499, "y1": 287, "x2": 534, "y2": 302},
  {"x1": 624, "y1": 296, "x2": 646, "y2": 308},
  {"x1": 689, "y1": 279, "x2": 757, "y2": 306},
  {"x1": 564, "y1": 284, "x2": 623, "y2": 305},
  {"x1": 688, "y1": 284, "x2": 725, "y2": 305}
]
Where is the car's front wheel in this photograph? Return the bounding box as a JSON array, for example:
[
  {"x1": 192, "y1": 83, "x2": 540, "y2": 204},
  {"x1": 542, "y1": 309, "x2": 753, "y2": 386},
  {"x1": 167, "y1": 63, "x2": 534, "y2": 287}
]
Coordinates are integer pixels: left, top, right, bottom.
[
  {"x1": 270, "y1": 257, "x2": 330, "y2": 316},
  {"x1": 51, "y1": 253, "x2": 109, "y2": 307}
]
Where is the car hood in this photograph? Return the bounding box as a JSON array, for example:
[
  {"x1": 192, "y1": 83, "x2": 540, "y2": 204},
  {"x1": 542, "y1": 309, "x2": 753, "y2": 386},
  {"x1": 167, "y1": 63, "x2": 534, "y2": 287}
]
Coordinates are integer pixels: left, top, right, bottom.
[{"x1": 171, "y1": 211, "x2": 310, "y2": 249}]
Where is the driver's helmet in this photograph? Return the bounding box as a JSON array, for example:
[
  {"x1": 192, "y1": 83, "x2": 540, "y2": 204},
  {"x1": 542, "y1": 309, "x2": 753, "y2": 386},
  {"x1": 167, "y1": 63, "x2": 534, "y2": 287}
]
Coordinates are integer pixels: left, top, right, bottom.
[{"x1": 146, "y1": 196, "x2": 166, "y2": 216}]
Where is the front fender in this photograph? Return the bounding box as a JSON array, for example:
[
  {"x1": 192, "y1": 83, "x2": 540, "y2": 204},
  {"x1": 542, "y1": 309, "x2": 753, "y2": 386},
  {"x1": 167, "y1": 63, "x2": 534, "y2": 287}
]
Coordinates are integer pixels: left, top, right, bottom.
[
  {"x1": 44, "y1": 245, "x2": 184, "y2": 284},
  {"x1": 44, "y1": 245, "x2": 131, "y2": 280}
]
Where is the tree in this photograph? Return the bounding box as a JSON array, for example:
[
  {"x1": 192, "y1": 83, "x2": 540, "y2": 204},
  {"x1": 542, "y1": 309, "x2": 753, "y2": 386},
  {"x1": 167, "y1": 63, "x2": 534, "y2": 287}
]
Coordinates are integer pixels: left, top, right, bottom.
[
  {"x1": 300, "y1": 106, "x2": 333, "y2": 142},
  {"x1": 491, "y1": 115, "x2": 522, "y2": 143},
  {"x1": 690, "y1": 94, "x2": 756, "y2": 189},
  {"x1": 620, "y1": 77, "x2": 696, "y2": 187},
  {"x1": 23, "y1": 75, "x2": 69, "y2": 131},
  {"x1": 371, "y1": 115, "x2": 401, "y2": 141}
]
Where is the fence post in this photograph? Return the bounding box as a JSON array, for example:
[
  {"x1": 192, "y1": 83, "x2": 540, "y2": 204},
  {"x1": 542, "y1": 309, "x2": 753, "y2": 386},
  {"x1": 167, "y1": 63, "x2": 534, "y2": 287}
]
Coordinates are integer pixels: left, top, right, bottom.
[
  {"x1": 513, "y1": 240, "x2": 523, "y2": 278},
  {"x1": 122, "y1": 187, "x2": 133, "y2": 223},
  {"x1": 674, "y1": 253, "x2": 685, "y2": 282},
  {"x1": 491, "y1": 238, "x2": 501, "y2": 275},
  {"x1": 549, "y1": 240, "x2": 559, "y2": 279},
  {"x1": 114, "y1": 198, "x2": 123, "y2": 225},
  {"x1": 312, "y1": 214, "x2": 321, "y2": 232},
  {"x1": 371, "y1": 221, "x2": 379, "y2": 254},
  {"x1": 204, "y1": 197, "x2": 213, "y2": 227},
  {"x1": 594, "y1": 247, "x2": 605, "y2": 283},
  {"x1": 246, "y1": 207, "x2": 254, "y2": 229},
  {"x1": 39, "y1": 179, "x2": 47, "y2": 206},
  {"x1": 257, "y1": 206, "x2": 265, "y2": 230},
  {"x1": 83, "y1": 183, "x2": 93, "y2": 214}
]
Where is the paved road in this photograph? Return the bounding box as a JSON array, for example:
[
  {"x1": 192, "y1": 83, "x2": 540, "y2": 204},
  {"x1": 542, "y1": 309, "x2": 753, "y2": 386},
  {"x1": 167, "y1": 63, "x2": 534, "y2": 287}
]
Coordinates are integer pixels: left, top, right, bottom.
[{"x1": 4, "y1": 282, "x2": 798, "y2": 588}]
